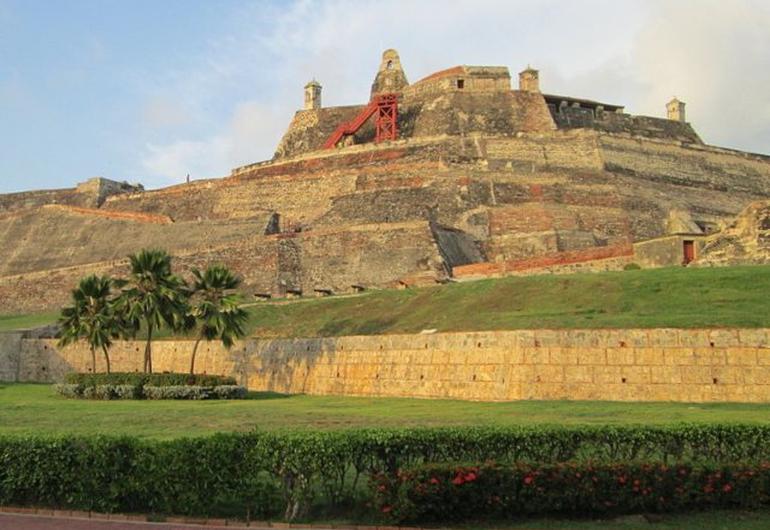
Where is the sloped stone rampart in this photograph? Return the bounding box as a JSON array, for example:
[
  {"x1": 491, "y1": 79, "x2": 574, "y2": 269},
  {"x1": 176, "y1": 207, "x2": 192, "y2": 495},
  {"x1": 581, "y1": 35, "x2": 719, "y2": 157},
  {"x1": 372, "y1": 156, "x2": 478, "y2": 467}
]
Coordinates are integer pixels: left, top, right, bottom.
[{"x1": 10, "y1": 329, "x2": 770, "y2": 403}]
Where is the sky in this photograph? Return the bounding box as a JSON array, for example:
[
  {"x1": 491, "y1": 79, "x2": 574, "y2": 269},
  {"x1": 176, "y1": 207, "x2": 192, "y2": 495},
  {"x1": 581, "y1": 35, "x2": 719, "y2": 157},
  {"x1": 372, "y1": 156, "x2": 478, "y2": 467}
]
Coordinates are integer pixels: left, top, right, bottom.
[{"x1": 1, "y1": 0, "x2": 769, "y2": 193}]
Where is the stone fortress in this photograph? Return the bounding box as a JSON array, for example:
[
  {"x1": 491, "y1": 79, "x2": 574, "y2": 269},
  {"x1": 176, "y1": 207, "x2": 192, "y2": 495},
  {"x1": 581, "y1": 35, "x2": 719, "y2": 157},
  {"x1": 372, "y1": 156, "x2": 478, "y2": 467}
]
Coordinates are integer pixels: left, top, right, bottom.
[{"x1": 2, "y1": 49, "x2": 770, "y2": 316}]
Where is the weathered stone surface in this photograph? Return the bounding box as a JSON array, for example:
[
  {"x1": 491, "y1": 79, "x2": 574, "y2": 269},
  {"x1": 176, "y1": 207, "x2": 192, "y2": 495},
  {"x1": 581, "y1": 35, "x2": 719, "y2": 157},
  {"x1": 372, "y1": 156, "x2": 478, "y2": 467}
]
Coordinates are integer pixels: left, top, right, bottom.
[
  {"x1": 8, "y1": 328, "x2": 770, "y2": 403},
  {"x1": 696, "y1": 201, "x2": 770, "y2": 266}
]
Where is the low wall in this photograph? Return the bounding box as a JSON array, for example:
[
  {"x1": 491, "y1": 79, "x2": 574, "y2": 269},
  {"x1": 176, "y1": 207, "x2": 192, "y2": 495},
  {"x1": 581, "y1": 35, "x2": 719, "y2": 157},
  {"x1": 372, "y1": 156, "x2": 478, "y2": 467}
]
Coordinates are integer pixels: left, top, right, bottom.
[
  {"x1": 9, "y1": 329, "x2": 770, "y2": 403},
  {"x1": 0, "y1": 332, "x2": 22, "y2": 382}
]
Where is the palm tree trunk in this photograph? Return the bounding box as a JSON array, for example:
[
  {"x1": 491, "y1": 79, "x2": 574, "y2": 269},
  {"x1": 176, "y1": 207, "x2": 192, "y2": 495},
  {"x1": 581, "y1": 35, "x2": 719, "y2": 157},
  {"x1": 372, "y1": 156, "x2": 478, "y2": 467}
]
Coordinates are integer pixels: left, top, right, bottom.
[
  {"x1": 90, "y1": 346, "x2": 96, "y2": 373},
  {"x1": 190, "y1": 337, "x2": 202, "y2": 375},
  {"x1": 101, "y1": 345, "x2": 111, "y2": 374},
  {"x1": 145, "y1": 322, "x2": 154, "y2": 373}
]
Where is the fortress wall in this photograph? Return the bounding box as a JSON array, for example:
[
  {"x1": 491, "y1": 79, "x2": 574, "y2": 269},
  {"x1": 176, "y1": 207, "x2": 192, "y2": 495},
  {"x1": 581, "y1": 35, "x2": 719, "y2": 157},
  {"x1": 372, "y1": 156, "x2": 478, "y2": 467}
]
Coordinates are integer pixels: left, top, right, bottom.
[
  {"x1": 599, "y1": 135, "x2": 770, "y2": 197},
  {"x1": 453, "y1": 243, "x2": 634, "y2": 279},
  {"x1": 293, "y1": 221, "x2": 446, "y2": 292},
  {"x1": 485, "y1": 131, "x2": 603, "y2": 171},
  {"x1": 14, "y1": 329, "x2": 770, "y2": 403},
  {"x1": 0, "y1": 188, "x2": 93, "y2": 214},
  {"x1": 0, "y1": 208, "x2": 271, "y2": 276},
  {"x1": 0, "y1": 222, "x2": 444, "y2": 315},
  {"x1": 0, "y1": 332, "x2": 22, "y2": 382}
]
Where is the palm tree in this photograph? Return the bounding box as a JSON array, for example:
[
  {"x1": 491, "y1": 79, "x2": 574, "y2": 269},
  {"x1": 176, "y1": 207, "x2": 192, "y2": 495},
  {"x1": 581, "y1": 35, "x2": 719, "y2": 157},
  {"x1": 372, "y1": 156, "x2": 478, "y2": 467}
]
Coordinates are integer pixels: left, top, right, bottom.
[
  {"x1": 187, "y1": 265, "x2": 248, "y2": 374},
  {"x1": 58, "y1": 275, "x2": 120, "y2": 373},
  {"x1": 117, "y1": 249, "x2": 188, "y2": 373}
]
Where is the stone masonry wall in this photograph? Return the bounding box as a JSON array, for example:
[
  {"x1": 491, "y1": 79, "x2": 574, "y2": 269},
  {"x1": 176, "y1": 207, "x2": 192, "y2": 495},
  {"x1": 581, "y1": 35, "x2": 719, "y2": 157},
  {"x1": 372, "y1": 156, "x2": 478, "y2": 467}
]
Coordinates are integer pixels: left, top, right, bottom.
[
  {"x1": 12, "y1": 329, "x2": 770, "y2": 403},
  {"x1": 0, "y1": 332, "x2": 22, "y2": 382}
]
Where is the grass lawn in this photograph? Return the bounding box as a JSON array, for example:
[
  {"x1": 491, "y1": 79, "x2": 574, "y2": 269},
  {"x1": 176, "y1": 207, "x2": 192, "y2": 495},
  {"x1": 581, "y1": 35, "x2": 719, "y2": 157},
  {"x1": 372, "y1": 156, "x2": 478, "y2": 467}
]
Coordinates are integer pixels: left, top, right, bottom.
[
  {"x1": 2, "y1": 383, "x2": 770, "y2": 439},
  {"x1": 3, "y1": 265, "x2": 770, "y2": 337},
  {"x1": 0, "y1": 311, "x2": 59, "y2": 333}
]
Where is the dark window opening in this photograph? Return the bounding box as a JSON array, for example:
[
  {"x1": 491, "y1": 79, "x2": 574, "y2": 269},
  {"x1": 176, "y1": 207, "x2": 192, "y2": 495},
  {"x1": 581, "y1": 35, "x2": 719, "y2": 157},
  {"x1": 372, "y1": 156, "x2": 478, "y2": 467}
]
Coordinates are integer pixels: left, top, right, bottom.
[{"x1": 457, "y1": 79, "x2": 465, "y2": 89}]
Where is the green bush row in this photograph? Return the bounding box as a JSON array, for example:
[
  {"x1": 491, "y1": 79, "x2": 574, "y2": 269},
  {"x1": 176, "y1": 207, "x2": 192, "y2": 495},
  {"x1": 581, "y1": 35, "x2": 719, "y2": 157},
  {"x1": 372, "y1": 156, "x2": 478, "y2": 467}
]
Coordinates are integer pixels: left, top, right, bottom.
[
  {"x1": 63, "y1": 372, "x2": 237, "y2": 387},
  {"x1": 2, "y1": 425, "x2": 770, "y2": 520},
  {"x1": 372, "y1": 461, "x2": 770, "y2": 523},
  {"x1": 54, "y1": 383, "x2": 247, "y2": 400}
]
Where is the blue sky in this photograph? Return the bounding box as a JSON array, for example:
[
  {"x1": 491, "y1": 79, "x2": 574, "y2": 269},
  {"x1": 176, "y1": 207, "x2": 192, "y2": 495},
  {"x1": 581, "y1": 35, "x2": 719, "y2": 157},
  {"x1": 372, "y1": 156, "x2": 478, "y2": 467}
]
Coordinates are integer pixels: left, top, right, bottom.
[{"x1": 1, "y1": 0, "x2": 769, "y2": 193}]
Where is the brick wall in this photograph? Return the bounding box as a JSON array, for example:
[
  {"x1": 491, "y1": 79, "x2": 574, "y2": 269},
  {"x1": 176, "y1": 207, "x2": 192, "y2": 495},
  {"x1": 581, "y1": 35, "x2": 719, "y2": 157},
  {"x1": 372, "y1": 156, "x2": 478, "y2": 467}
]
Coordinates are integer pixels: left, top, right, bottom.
[{"x1": 12, "y1": 329, "x2": 770, "y2": 403}]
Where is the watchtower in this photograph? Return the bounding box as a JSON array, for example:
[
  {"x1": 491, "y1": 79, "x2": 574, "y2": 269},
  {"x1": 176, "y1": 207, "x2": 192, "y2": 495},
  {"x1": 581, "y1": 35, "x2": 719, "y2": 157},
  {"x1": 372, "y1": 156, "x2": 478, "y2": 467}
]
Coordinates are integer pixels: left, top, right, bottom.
[
  {"x1": 666, "y1": 97, "x2": 686, "y2": 123},
  {"x1": 518, "y1": 66, "x2": 540, "y2": 93},
  {"x1": 304, "y1": 80, "x2": 322, "y2": 110}
]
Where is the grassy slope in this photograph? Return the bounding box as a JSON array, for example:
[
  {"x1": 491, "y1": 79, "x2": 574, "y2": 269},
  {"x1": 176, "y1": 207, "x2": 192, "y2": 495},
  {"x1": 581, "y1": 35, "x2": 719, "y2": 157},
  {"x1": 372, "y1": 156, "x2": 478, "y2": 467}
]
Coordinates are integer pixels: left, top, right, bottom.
[
  {"x1": 2, "y1": 383, "x2": 770, "y2": 439},
  {"x1": 3, "y1": 265, "x2": 770, "y2": 337},
  {"x1": 244, "y1": 265, "x2": 770, "y2": 338}
]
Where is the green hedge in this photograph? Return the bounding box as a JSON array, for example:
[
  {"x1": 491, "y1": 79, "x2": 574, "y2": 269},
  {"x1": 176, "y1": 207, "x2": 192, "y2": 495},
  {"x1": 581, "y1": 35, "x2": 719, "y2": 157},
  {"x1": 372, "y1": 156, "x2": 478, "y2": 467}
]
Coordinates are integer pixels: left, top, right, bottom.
[
  {"x1": 54, "y1": 383, "x2": 247, "y2": 400},
  {"x1": 2, "y1": 425, "x2": 770, "y2": 520},
  {"x1": 63, "y1": 372, "x2": 237, "y2": 387},
  {"x1": 372, "y1": 461, "x2": 770, "y2": 523}
]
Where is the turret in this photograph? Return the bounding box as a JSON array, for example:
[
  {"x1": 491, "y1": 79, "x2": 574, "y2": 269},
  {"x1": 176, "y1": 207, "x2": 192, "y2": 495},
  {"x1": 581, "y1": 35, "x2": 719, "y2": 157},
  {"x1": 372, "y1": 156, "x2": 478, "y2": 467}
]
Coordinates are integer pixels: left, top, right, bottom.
[
  {"x1": 371, "y1": 49, "x2": 409, "y2": 97},
  {"x1": 304, "y1": 80, "x2": 322, "y2": 110},
  {"x1": 518, "y1": 66, "x2": 540, "y2": 93},
  {"x1": 666, "y1": 97, "x2": 686, "y2": 123}
]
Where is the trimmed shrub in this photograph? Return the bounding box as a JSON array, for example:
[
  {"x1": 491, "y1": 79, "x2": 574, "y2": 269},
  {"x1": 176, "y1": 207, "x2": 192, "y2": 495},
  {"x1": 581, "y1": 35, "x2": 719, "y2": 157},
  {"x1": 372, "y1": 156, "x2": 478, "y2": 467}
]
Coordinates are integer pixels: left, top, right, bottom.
[
  {"x1": 113, "y1": 384, "x2": 142, "y2": 400},
  {"x1": 58, "y1": 373, "x2": 245, "y2": 400},
  {"x1": 623, "y1": 262, "x2": 642, "y2": 271},
  {"x1": 371, "y1": 461, "x2": 770, "y2": 523},
  {"x1": 143, "y1": 385, "x2": 211, "y2": 400},
  {"x1": 64, "y1": 372, "x2": 237, "y2": 388},
  {"x1": 53, "y1": 383, "x2": 83, "y2": 398},
  {"x1": 213, "y1": 385, "x2": 248, "y2": 399},
  {"x1": 3, "y1": 426, "x2": 770, "y2": 520}
]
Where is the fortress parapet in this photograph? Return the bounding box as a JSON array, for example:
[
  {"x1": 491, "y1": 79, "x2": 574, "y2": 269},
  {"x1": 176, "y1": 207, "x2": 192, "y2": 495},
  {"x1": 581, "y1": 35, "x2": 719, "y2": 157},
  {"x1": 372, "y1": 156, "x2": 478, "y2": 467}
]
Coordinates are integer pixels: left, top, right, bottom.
[{"x1": 275, "y1": 49, "x2": 702, "y2": 160}]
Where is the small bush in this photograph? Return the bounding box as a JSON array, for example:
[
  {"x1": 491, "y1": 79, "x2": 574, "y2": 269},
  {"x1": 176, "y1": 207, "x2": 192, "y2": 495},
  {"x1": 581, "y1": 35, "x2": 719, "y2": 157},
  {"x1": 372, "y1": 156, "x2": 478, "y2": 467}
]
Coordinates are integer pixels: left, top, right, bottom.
[
  {"x1": 213, "y1": 385, "x2": 248, "y2": 399},
  {"x1": 143, "y1": 385, "x2": 211, "y2": 400},
  {"x1": 53, "y1": 383, "x2": 83, "y2": 398},
  {"x1": 94, "y1": 385, "x2": 116, "y2": 400},
  {"x1": 623, "y1": 262, "x2": 642, "y2": 270},
  {"x1": 372, "y1": 461, "x2": 770, "y2": 523},
  {"x1": 113, "y1": 384, "x2": 142, "y2": 400}
]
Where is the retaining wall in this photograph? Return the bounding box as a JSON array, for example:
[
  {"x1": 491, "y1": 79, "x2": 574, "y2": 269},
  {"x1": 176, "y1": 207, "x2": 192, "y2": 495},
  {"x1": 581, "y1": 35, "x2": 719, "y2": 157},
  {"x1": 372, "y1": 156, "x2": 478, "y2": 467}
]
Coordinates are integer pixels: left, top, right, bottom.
[{"x1": 6, "y1": 329, "x2": 770, "y2": 403}]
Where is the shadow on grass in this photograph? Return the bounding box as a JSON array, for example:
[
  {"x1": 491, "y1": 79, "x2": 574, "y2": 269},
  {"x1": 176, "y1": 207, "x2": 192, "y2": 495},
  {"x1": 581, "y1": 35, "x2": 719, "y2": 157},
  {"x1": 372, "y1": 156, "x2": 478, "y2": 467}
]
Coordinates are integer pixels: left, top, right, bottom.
[{"x1": 245, "y1": 391, "x2": 292, "y2": 401}]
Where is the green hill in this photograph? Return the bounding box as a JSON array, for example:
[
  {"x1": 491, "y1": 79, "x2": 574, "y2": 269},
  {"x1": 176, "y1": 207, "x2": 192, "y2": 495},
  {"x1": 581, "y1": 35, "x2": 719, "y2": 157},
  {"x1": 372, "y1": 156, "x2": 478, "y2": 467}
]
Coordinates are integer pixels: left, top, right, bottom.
[
  {"x1": 4, "y1": 265, "x2": 770, "y2": 337},
  {"x1": 244, "y1": 265, "x2": 770, "y2": 337}
]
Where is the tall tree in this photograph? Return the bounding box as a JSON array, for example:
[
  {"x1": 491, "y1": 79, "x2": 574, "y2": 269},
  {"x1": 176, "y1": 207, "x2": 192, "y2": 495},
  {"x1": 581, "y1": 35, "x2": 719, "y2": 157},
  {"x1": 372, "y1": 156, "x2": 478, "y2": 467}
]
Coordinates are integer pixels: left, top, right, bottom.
[
  {"x1": 58, "y1": 275, "x2": 120, "y2": 373},
  {"x1": 187, "y1": 265, "x2": 248, "y2": 374},
  {"x1": 117, "y1": 249, "x2": 188, "y2": 373}
]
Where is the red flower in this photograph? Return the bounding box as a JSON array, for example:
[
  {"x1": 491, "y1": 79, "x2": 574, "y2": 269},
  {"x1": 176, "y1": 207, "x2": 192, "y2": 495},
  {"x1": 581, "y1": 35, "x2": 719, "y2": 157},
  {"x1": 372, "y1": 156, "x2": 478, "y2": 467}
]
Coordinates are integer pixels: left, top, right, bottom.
[
  {"x1": 377, "y1": 484, "x2": 387, "y2": 492},
  {"x1": 429, "y1": 477, "x2": 439, "y2": 485},
  {"x1": 464, "y1": 472, "x2": 478, "y2": 482},
  {"x1": 381, "y1": 505, "x2": 392, "y2": 513},
  {"x1": 618, "y1": 475, "x2": 627, "y2": 485},
  {"x1": 523, "y1": 475, "x2": 534, "y2": 485},
  {"x1": 452, "y1": 475, "x2": 464, "y2": 486},
  {"x1": 722, "y1": 483, "x2": 733, "y2": 493}
]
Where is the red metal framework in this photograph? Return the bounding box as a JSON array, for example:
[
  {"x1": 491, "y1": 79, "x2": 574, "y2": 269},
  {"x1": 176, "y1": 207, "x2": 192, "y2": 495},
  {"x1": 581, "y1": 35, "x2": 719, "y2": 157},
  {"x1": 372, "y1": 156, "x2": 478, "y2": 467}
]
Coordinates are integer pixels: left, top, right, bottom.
[
  {"x1": 375, "y1": 93, "x2": 398, "y2": 143},
  {"x1": 322, "y1": 93, "x2": 398, "y2": 149}
]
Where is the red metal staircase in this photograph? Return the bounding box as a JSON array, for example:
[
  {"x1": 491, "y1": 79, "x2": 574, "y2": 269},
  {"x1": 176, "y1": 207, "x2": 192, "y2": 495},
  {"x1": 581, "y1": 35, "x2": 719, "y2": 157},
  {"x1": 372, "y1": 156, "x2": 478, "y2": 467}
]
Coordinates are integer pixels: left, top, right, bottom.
[{"x1": 322, "y1": 93, "x2": 398, "y2": 149}]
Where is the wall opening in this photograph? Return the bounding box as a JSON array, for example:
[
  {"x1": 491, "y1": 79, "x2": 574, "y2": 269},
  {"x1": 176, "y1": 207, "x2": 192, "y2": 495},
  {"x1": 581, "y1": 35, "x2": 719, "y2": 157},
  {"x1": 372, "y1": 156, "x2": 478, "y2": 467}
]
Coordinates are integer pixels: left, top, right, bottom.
[
  {"x1": 457, "y1": 79, "x2": 465, "y2": 89},
  {"x1": 683, "y1": 240, "x2": 695, "y2": 265}
]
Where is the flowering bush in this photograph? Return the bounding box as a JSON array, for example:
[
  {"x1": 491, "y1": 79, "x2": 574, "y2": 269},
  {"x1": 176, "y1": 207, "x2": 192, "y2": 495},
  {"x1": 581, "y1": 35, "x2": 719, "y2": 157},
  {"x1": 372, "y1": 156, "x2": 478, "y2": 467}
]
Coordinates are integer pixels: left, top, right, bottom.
[{"x1": 372, "y1": 461, "x2": 770, "y2": 523}]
